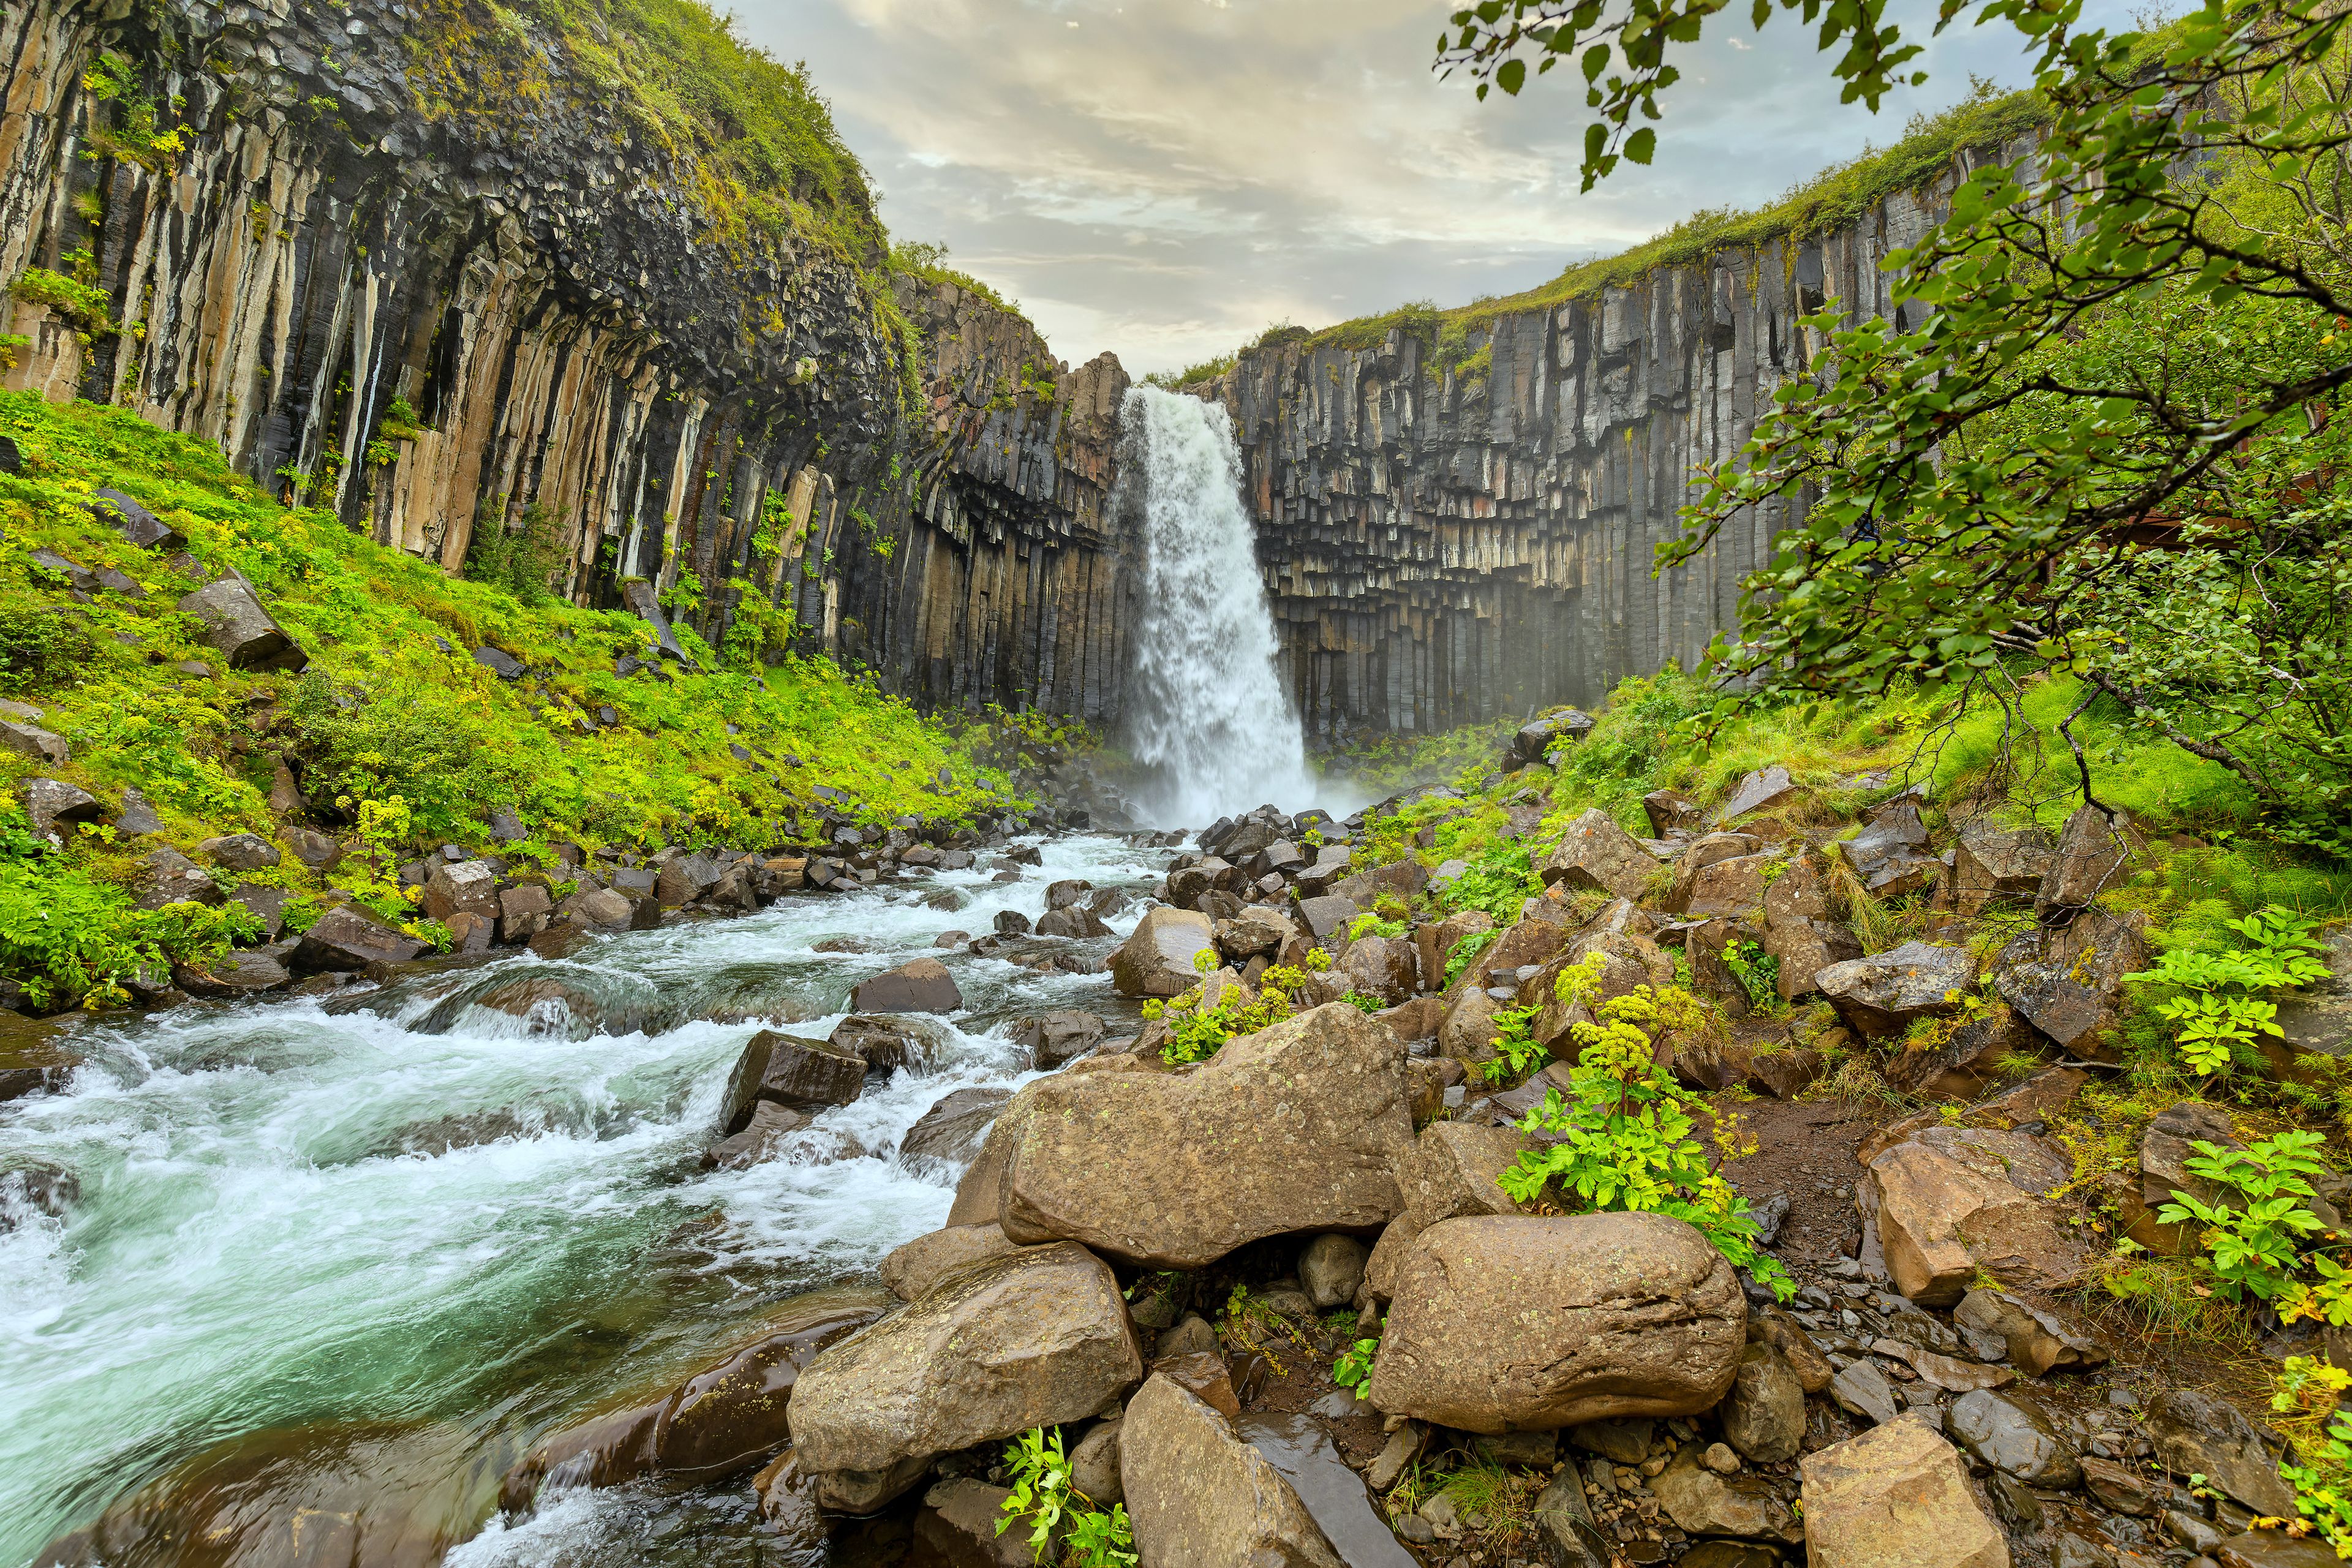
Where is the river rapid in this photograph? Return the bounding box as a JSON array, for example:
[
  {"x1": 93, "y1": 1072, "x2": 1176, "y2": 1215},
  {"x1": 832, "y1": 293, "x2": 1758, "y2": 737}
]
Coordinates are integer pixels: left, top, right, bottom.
[{"x1": 0, "y1": 834, "x2": 1167, "y2": 1568}]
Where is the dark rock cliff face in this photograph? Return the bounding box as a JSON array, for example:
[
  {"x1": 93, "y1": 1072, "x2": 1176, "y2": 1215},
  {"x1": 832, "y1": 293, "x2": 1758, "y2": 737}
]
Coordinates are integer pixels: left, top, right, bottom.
[
  {"x1": 0, "y1": 0, "x2": 1138, "y2": 722},
  {"x1": 1199, "y1": 150, "x2": 2026, "y2": 746}
]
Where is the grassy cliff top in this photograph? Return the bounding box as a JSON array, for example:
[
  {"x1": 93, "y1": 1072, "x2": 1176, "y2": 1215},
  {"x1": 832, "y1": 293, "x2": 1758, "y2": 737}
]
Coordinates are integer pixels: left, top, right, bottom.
[{"x1": 1156, "y1": 81, "x2": 2046, "y2": 388}]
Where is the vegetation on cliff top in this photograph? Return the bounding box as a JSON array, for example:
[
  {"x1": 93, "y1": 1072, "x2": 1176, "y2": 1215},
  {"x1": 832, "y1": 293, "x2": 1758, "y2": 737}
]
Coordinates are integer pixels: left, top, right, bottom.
[{"x1": 0, "y1": 391, "x2": 1022, "y2": 1008}]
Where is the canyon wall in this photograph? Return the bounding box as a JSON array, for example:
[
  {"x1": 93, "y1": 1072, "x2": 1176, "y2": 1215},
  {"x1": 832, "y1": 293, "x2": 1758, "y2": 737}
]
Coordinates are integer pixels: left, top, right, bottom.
[
  {"x1": 1199, "y1": 141, "x2": 2033, "y2": 746},
  {"x1": 0, "y1": 0, "x2": 1137, "y2": 723}
]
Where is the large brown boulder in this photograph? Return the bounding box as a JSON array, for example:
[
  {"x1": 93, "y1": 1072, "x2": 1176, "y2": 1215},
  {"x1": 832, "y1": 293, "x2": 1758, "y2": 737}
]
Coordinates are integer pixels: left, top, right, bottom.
[
  {"x1": 1539, "y1": 809, "x2": 1661, "y2": 900},
  {"x1": 1400, "y1": 1121, "x2": 1529, "y2": 1229},
  {"x1": 1838, "y1": 803, "x2": 1939, "y2": 899},
  {"x1": 1364, "y1": 1212, "x2": 1744, "y2": 1433},
  {"x1": 1336, "y1": 935, "x2": 1419, "y2": 1006},
  {"x1": 1863, "y1": 1126, "x2": 2087, "y2": 1306},
  {"x1": 988, "y1": 1003, "x2": 1411, "y2": 1268},
  {"x1": 879, "y1": 1223, "x2": 1034, "y2": 1302},
  {"x1": 290, "y1": 904, "x2": 424, "y2": 972},
  {"x1": 851, "y1": 957, "x2": 963, "y2": 1014},
  {"x1": 1120, "y1": 1373, "x2": 1343, "y2": 1568},
  {"x1": 1110, "y1": 907, "x2": 1216, "y2": 997},
  {"x1": 788, "y1": 1243, "x2": 1142, "y2": 1507},
  {"x1": 719, "y1": 1030, "x2": 867, "y2": 1132},
  {"x1": 1667, "y1": 851, "x2": 1773, "y2": 919},
  {"x1": 1815, "y1": 941, "x2": 1974, "y2": 1039},
  {"x1": 1798, "y1": 1415, "x2": 2009, "y2": 1568}
]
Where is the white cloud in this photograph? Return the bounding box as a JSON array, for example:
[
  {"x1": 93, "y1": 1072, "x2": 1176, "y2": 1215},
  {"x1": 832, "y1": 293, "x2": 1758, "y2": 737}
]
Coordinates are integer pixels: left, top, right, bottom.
[{"x1": 745, "y1": 0, "x2": 2120, "y2": 374}]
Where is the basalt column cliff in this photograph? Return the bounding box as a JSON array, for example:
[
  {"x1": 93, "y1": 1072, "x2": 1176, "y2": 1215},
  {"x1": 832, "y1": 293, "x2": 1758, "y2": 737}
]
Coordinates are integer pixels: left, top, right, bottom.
[
  {"x1": 1196, "y1": 143, "x2": 2030, "y2": 746},
  {"x1": 0, "y1": 0, "x2": 1137, "y2": 722}
]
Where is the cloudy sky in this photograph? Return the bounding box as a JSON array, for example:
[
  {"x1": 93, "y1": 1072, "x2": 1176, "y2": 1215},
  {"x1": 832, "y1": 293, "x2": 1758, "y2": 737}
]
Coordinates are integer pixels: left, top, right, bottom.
[{"x1": 743, "y1": 0, "x2": 2105, "y2": 377}]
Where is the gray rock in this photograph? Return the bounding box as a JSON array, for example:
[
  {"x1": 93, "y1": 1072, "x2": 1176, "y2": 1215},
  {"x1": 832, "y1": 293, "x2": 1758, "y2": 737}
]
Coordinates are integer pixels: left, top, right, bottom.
[
  {"x1": 178, "y1": 576, "x2": 306, "y2": 671},
  {"x1": 790, "y1": 1242, "x2": 1142, "y2": 1496},
  {"x1": 1815, "y1": 941, "x2": 1975, "y2": 1038},
  {"x1": 0, "y1": 721, "x2": 69, "y2": 767},
  {"x1": 2038, "y1": 801, "x2": 2136, "y2": 912},
  {"x1": 1035, "y1": 904, "x2": 1112, "y2": 938},
  {"x1": 290, "y1": 905, "x2": 424, "y2": 971},
  {"x1": 21, "y1": 777, "x2": 100, "y2": 840},
  {"x1": 1830, "y1": 1359, "x2": 1901, "y2": 1427},
  {"x1": 900, "y1": 1087, "x2": 1012, "y2": 1170},
  {"x1": 1297, "y1": 1234, "x2": 1368, "y2": 1310},
  {"x1": 1069, "y1": 1416, "x2": 1123, "y2": 1509},
  {"x1": 132, "y1": 846, "x2": 223, "y2": 909},
  {"x1": 879, "y1": 1222, "x2": 1032, "y2": 1302},
  {"x1": 196, "y1": 832, "x2": 280, "y2": 872},
  {"x1": 1947, "y1": 1389, "x2": 2081, "y2": 1487},
  {"x1": 1713, "y1": 766, "x2": 1799, "y2": 826},
  {"x1": 1722, "y1": 1342, "x2": 1806, "y2": 1463},
  {"x1": 1650, "y1": 1446, "x2": 1803, "y2": 1545},
  {"x1": 113, "y1": 788, "x2": 162, "y2": 836},
  {"x1": 89, "y1": 488, "x2": 185, "y2": 549},
  {"x1": 1011, "y1": 1009, "x2": 1105, "y2": 1067},
  {"x1": 1953, "y1": 819, "x2": 2054, "y2": 915},
  {"x1": 1951, "y1": 1288, "x2": 2112, "y2": 1376},
  {"x1": 1539, "y1": 808, "x2": 1662, "y2": 900},
  {"x1": 719, "y1": 1030, "x2": 868, "y2": 1130},
  {"x1": 2146, "y1": 1387, "x2": 2297, "y2": 1518}
]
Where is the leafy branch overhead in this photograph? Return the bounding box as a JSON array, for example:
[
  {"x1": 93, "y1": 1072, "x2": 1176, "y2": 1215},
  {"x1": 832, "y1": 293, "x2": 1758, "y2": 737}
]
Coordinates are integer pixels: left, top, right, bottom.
[{"x1": 1447, "y1": 0, "x2": 2352, "y2": 835}]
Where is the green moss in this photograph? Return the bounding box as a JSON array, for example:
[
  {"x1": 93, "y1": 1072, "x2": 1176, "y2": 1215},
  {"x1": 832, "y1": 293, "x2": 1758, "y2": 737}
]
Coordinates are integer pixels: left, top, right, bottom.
[{"x1": 0, "y1": 390, "x2": 1027, "y2": 1004}]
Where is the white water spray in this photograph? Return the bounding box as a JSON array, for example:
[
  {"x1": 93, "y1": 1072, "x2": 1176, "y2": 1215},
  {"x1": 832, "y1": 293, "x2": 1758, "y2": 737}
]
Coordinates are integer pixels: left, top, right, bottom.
[{"x1": 1123, "y1": 385, "x2": 1320, "y2": 827}]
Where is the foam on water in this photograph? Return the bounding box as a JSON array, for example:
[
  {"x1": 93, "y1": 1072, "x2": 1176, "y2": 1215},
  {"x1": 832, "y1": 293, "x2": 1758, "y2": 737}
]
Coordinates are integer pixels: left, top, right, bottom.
[{"x1": 0, "y1": 834, "x2": 1159, "y2": 1564}]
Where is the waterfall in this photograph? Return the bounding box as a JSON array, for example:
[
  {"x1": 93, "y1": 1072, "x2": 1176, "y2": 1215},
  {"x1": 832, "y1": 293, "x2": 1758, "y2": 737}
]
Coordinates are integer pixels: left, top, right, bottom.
[{"x1": 1121, "y1": 385, "x2": 1320, "y2": 827}]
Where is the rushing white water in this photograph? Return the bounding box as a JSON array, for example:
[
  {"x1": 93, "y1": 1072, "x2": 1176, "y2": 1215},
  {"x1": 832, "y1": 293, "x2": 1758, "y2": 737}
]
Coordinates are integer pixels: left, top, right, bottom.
[
  {"x1": 0, "y1": 836, "x2": 1160, "y2": 1567},
  {"x1": 1123, "y1": 385, "x2": 1322, "y2": 827}
]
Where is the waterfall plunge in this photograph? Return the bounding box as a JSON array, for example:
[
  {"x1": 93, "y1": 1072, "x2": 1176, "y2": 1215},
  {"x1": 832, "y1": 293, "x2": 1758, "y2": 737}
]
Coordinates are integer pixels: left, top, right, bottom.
[{"x1": 1122, "y1": 385, "x2": 1320, "y2": 827}]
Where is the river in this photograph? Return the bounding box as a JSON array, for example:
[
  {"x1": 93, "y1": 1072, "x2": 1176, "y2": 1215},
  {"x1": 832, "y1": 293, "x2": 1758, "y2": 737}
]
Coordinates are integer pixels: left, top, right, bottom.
[{"x1": 0, "y1": 834, "x2": 1166, "y2": 1567}]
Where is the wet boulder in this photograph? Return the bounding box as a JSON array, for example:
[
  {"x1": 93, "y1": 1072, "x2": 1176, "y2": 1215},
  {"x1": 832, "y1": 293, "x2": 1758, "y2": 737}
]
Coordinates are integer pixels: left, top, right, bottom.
[
  {"x1": 178, "y1": 575, "x2": 307, "y2": 671},
  {"x1": 990, "y1": 1002, "x2": 1413, "y2": 1269},
  {"x1": 1667, "y1": 850, "x2": 1773, "y2": 919},
  {"x1": 502, "y1": 1290, "x2": 888, "y2": 1508},
  {"x1": 1881, "y1": 1002, "x2": 2043, "y2": 1101},
  {"x1": 1508, "y1": 707, "x2": 1596, "y2": 769},
  {"x1": 1120, "y1": 1373, "x2": 1343, "y2": 1568},
  {"x1": 1538, "y1": 809, "x2": 1662, "y2": 900},
  {"x1": 1298, "y1": 1234, "x2": 1369, "y2": 1311},
  {"x1": 1798, "y1": 1415, "x2": 2010, "y2": 1568},
  {"x1": 1034, "y1": 904, "x2": 1112, "y2": 939},
  {"x1": 851, "y1": 957, "x2": 963, "y2": 1014},
  {"x1": 900, "y1": 1087, "x2": 1012, "y2": 1170},
  {"x1": 1010, "y1": 1009, "x2": 1105, "y2": 1068},
  {"x1": 1215, "y1": 906, "x2": 1295, "y2": 965},
  {"x1": 496, "y1": 884, "x2": 552, "y2": 943},
  {"x1": 1947, "y1": 1389, "x2": 2081, "y2": 1487},
  {"x1": 1109, "y1": 907, "x2": 1216, "y2": 998},
  {"x1": 1815, "y1": 941, "x2": 1975, "y2": 1039},
  {"x1": 831, "y1": 1014, "x2": 948, "y2": 1074},
  {"x1": 90, "y1": 488, "x2": 186, "y2": 549},
  {"x1": 1644, "y1": 789, "x2": 1706, "y2": 835},
  {"x1": 291, "y1": 905, "x2": 423, "y2": 971},
  {"x1": 911, "y1": 1478, "x2": 1041, "y2": 1566},
  {"x1": 706, "y1": 1101, "x2": 814, "y2": 1169},
  {"x1": 1863, "y1": 1125, "x2": 2087, "y2": 1305},
  {"x1": 172, "y1": 950, "x2": 292, "y2": 1000},
  {"x1": 720, "y1": 1030, "x2": 868, "y2": 1132},
  {"x1": 1651, "y1": 1445, "x2": 1803, "y2": 1546},
  {"x1": 1365, "y1": 1212, "x2": 1745, "y2": 1432},
  {"x1": 788, "y1": 1243, "x2": 1142, "y2": 1508},
  {"x1": 880, "y1": 1222, "x2": 1033, "y2": 1302}
]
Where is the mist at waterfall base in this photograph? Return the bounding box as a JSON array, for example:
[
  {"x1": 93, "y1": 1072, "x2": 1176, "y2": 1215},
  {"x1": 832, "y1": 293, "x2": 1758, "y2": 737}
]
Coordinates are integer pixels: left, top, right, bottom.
[{"x1": 1121, "y1": 386, "x2": 1351, "y2": 828}]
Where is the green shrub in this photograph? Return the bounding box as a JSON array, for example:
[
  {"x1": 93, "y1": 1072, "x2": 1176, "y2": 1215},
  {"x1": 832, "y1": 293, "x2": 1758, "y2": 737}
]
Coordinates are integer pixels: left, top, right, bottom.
[
  {"x1": 0, "y1": 848, "x2": 262, "y2": 1009},
  {"x1": 997, "y1": 1427, "x2": 1135, "y2": 1567},
  {"x1": 0, "y1": 601, "x2": 95, "y2": 693}
]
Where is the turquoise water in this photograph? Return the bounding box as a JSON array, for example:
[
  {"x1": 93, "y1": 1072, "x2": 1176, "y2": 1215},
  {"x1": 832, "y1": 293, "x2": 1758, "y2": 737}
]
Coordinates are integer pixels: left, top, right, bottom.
[{"x1": 0, "y1": 836, "x2": 1157, "y2": 1566}]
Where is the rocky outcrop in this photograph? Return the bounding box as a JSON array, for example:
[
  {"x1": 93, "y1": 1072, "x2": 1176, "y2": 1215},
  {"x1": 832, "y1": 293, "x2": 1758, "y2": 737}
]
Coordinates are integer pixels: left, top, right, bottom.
[
  {"x1": 1798, "y1": 1415, "x2": 2009, "y2": 1568},
  {"x1": 1365, "y1": 1212, "x2": 1746, "y2": 1432},
  {"x1": 1194, "y1": 150, "x2": 2034, "y2": 744},
  {"x1": 0, "y1": 0, "x2": 1138, "y2": 724}
]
